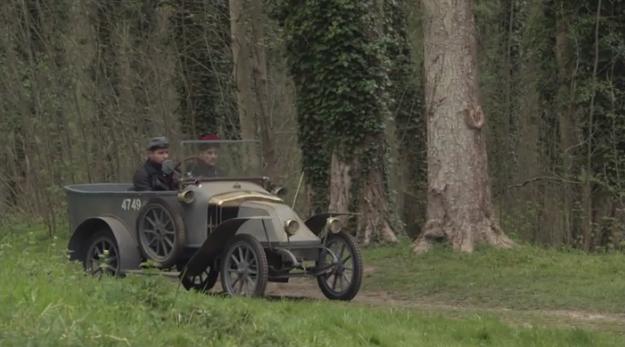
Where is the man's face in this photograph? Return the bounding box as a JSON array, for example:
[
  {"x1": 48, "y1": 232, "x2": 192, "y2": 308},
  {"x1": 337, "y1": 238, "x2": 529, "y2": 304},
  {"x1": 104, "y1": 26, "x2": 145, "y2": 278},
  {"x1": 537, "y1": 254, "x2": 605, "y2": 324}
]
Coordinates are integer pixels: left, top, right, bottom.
[
  {"x1": 148, "y1": 148, "x2": 169, "y2": 165},
  {"x1": 199, "y1": 147, "x2": 218, "y2": 166}
]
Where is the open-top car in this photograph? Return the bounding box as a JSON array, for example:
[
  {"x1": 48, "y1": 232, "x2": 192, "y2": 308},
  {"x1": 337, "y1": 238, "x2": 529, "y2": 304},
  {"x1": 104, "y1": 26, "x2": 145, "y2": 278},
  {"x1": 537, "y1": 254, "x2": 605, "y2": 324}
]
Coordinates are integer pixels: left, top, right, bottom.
[{"x1": 65, "y1": 139, "x2": 363, "y2": 300}]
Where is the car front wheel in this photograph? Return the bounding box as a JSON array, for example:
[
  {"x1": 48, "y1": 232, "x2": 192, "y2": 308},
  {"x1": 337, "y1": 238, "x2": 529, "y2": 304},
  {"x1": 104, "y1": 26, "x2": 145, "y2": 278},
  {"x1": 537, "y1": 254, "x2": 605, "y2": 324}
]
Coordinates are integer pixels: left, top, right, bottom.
[
  {"x1": 220, "y1": 234, "x2": 268, "y2": 297},
  {"x1": 316, "y1": 232, "x2": 363, "y2": 301}
]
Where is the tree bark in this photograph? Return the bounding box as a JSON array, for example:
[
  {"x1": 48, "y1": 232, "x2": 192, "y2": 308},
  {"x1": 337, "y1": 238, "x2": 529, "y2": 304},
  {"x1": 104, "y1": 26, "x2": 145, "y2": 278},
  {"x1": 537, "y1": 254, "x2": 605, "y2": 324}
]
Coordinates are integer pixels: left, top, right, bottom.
[
  {"x1": 328, "y1": 153, "x2": 352, "y2": 215},
  {"x1": 413, "y1": 0, "x2": 513, "y2": 253},
  {"x1": 357, "y1": 162, "x2": 399, "y2": 244},
  {"x1": 229, "y1": 0, "x2": 277, "y2": 178},
  {"x1": 555, "y1": 2, "x2": 579, "y2": 246},
  {"x1": 582, "y1": 0, "x2": 602, "y2": 251},
  {"x1": 329, "y1": 149, "x2": 398, "y2": 245},
  {"x1": 172, "y1": 0, "x2": 229, "y2": 137}
]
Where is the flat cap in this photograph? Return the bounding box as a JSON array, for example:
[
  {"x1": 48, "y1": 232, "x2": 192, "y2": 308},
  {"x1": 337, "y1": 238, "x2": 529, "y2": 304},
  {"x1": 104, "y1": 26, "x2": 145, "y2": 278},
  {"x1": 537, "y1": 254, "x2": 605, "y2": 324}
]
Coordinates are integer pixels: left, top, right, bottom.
[{"x1": 147, "y1": 136, "x2": 169, "y2": 150}]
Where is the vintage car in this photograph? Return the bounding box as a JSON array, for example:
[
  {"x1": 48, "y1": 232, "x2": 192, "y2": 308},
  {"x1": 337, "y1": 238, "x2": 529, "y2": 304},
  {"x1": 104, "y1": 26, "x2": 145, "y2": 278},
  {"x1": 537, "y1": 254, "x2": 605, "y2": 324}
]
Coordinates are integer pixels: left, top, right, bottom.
[{"x1": 65, "y1": 140, "x2": 363, "y2": 300}]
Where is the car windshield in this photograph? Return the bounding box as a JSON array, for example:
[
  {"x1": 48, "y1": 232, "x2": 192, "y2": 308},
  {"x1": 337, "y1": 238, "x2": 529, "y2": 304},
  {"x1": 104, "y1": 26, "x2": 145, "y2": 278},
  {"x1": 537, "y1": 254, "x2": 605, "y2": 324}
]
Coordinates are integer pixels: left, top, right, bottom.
[{"x1": 179, "y1": 140, "x2": 262, "y2": 179}]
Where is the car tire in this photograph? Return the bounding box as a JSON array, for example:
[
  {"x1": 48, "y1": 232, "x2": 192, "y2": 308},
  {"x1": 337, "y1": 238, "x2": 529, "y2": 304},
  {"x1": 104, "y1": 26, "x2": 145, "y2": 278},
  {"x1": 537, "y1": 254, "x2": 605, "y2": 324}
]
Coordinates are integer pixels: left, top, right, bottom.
[
  {"x1": 83, "y1": 230, "x2": 121, "y2": 276},
  {"x1": 136, "y1": 199, "x2": 186, "y2": 268},
  {"x1": 220, "y1": 234, "x2": 268, "y2": 297},
  {"x1": 316, "y1": 232, "x2": 363, "y2": 301}
]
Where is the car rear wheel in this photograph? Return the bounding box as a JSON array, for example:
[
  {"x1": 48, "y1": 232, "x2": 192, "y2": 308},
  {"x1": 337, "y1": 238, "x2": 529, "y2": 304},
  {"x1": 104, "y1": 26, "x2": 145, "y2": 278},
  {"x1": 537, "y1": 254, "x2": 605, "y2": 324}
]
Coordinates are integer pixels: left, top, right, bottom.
[
  {"x1": 220, "y1": 234, "x2": 268, "y2": 297},
  {"x1": 137, "y1": 200, "x2": 185, "y2": 268},
  {"x1": 316, "y1": 232, "x2": 363, "y2": 301},
  {"x1": 84, "y1": 231, "x2": 121, "y2": 276}
]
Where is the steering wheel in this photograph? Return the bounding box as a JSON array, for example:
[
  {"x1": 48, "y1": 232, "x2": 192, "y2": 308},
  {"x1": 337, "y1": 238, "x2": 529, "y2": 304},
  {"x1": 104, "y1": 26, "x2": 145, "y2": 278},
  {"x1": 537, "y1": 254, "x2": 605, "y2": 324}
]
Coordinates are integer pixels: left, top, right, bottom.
[
  {"x1": 178, "y1": 155, "x2": 207, "y2": 178},
  {"x1": 160, "y1": 156, "x2": 201, "y2": 177}
]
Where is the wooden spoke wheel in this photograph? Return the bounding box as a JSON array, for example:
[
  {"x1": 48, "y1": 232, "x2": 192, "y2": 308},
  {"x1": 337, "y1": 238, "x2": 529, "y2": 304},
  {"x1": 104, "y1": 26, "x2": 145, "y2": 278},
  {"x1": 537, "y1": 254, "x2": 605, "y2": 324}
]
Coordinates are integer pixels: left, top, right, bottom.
[
  {"x1": 84, "y1": 231, "x2": 121, "y2": 276},
  {"x1": 220, "y1": 234, "x2": 268, "y2": 297}
]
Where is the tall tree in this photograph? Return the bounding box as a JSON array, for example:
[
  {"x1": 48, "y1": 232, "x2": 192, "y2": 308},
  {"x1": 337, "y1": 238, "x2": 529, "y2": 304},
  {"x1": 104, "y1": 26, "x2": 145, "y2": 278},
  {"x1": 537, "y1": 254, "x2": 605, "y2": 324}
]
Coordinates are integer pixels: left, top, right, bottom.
[
  {"x1": 271, "y1": 0, "x2": 398, "y2": 244},
  {"x1": 413, "y1": 0, "x2": 513, "y2": 253},
  {"x1": 229, "y1": 0, "x2": 277, "y2": 178},
  {"x1": 383, "y1": 0, "x2": 426, "y2": 234},
  {"x1": 172, "y1": 0, "x2": 236, "y2": 138}
]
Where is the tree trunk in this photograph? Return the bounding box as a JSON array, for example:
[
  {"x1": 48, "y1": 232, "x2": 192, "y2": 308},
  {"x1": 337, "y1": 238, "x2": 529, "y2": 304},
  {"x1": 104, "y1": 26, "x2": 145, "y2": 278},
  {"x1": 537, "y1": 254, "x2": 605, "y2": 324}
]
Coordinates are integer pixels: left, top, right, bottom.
[
  {"x1": 328, "y1": 153, "x2": 352, "y2": 215},
  {"x1": 413, "y1": 0, "x2": 513, "y2": 253},
  {"x1": 555, "y1": 3, "x2": 578, "y2": 246},
  {"x1": 582, "y1": 0, "x2": 602, "y2": 251},
  {"x1": 329, "y1": 149, "x2": 398, "y2": 245},
  {"x1": 383, "y1": 0, "x2": 426, "y2": 236},
  {"x1": 357, "y1": 161, "x2": 399, "y2": 244},
  {"x1": 229, "y1": 0, "x2": 277, "y2": 178},
  {"x1": 172, "y1": 0, "x2": 230, "y2": 137}
]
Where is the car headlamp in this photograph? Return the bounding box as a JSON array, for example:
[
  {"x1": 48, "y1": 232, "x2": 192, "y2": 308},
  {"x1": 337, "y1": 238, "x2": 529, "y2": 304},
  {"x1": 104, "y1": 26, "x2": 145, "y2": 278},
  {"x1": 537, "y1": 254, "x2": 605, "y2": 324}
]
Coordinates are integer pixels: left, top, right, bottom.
[
  {"x1": 177, "y1": 189, "x2": 195, "y2": 204},
  {"x1": 284, "y1": 219, "x2": 299, "y2": 236},
  {"x1": 326, "y1": 217, "x2": 342, "y2": 234}
]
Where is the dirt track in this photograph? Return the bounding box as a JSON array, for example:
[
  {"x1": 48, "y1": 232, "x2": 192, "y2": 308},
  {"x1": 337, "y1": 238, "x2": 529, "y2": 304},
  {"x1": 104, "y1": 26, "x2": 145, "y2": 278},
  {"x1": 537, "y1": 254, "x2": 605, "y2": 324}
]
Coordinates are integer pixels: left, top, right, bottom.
[
  {"x1": 262, "y1": 273, "x2": 625, "y2": 335},
  {"x1": 173, "y1": 266, "x2": 625, "y2": 334}
]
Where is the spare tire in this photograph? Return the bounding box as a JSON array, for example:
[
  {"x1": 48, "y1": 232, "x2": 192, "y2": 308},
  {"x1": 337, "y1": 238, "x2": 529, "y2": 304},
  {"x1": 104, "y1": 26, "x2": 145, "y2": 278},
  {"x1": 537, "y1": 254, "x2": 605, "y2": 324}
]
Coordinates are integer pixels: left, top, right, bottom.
[{"x1": 136, "y1": 199, "x2": 185, "y2": 268}]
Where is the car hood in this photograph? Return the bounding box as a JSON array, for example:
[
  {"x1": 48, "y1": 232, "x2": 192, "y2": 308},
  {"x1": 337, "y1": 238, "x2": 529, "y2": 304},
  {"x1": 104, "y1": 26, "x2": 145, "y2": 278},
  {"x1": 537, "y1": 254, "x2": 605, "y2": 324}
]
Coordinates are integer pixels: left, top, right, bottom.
[
  {"x1": 208, "y1": 190, "x2": 283, "y2": 207},
  {"x1": 236, "y1": 200, "x2": 319, "y2": 243},
  {"x1": 189, "y1": 180, "x2": 279, "y2": 205}
]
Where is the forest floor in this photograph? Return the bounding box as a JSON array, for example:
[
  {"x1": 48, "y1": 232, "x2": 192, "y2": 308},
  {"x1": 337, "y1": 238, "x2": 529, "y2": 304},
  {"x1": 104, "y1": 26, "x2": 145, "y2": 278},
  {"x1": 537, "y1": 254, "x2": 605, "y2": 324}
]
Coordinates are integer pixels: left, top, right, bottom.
[
  {"x1": 364, "y1": 240, "x2": 625, "y2": 335},
  {"x1": 265, "y1": 275, "x2": 625, "y2": 336},
  {"x1": 2, "y1": 222, "x2": 625, "y2": 346},
  {"x1": 235, "y1": 241, "x2": 625, "y2": 336}
]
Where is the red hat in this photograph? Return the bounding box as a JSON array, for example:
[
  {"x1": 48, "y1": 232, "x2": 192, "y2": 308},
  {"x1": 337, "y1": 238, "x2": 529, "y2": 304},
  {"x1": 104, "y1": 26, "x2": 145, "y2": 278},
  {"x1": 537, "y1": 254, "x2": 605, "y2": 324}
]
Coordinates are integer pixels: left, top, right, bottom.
[{"x1": 199, "y1": 133, "x2": 220, "y2": 141}]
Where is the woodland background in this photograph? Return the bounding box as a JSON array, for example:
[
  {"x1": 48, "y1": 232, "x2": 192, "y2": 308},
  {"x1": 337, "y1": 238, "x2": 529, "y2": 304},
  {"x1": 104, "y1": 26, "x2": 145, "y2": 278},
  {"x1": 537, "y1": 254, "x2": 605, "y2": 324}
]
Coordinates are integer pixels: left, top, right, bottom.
[{"x1": 0, "y1": 0, "x2": 624, "y2": 251}]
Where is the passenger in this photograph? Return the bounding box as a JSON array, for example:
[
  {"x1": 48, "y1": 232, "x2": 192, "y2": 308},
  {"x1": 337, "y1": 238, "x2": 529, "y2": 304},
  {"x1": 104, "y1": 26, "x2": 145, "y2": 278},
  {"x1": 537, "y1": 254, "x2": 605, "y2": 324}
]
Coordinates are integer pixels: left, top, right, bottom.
[
  {"x1": 190, "y1": 133, "x2": 224, "y2": 178},
  {"x1": 132, "y1": 136, "x2": 178, "y2": 191}
]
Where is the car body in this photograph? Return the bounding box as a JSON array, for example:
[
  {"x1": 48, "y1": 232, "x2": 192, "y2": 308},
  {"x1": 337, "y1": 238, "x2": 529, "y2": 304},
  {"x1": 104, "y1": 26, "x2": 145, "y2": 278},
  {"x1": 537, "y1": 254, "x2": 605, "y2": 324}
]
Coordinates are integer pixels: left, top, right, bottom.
[{"x1": 65, "y1": 140, "x2": 363, "y2": 300}]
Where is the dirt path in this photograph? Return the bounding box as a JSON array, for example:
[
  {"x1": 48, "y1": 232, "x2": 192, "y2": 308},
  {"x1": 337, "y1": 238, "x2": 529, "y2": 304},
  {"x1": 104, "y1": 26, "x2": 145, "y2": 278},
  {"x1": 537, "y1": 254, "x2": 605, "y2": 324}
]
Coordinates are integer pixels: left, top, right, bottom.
[
  {"x1": 263, "y1": 277, "x2": 625, "y2": 335},
  {"x1": 175, "y1": 265, "x2": 625, "y2": 334}
]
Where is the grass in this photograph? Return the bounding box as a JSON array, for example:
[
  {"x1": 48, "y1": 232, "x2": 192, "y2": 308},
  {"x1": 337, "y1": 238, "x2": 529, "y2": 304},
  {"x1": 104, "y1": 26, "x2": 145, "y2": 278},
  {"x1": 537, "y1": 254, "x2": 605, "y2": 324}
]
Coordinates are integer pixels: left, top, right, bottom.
[
  {"x1": 364, "y1": 240, "x2": 625, "y2": 313},
  {"x1": 1, "y1": 224, "x2": 625, "y2": 346}
]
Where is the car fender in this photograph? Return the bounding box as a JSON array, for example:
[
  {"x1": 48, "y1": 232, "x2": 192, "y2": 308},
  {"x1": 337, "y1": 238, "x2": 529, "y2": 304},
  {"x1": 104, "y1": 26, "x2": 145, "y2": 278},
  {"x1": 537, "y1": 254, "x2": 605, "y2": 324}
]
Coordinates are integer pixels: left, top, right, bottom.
[
  {"x1": 183, "y1": 217, "x2": 271, "y2": 277},
  {"x1": 68, "y1": 216, "x2": 142, "y2": 272}
]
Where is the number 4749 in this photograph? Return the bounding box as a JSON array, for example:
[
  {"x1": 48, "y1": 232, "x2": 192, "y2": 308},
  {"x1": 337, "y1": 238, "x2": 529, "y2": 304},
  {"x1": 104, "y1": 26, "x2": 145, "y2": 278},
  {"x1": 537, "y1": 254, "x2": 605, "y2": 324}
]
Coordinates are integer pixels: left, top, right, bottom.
[{"x1": 121, "y1": 198, "x2": 142, "y2": 211}]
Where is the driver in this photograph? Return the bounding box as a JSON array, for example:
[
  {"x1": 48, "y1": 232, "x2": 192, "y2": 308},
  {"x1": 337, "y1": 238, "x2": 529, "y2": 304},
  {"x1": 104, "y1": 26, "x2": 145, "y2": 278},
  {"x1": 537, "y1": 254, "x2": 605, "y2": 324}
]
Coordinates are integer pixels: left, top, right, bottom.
[
  {"x1": 190, "y1": 133, "x2": 224, "y2": 178},
  {"x1": 132, "y1": 136, "x2": 179, "y2": 191}
]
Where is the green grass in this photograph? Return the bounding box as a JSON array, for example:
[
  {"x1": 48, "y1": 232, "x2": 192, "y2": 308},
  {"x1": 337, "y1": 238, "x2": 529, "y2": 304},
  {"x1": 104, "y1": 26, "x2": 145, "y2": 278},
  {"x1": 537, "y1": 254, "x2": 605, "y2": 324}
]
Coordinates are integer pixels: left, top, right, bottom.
[
  {"x1": 364, "y1": 240, "x2": 625, "y2": 313},
  {"x1": 1, "y1": 225, "x2": 625, "y2": 346}
]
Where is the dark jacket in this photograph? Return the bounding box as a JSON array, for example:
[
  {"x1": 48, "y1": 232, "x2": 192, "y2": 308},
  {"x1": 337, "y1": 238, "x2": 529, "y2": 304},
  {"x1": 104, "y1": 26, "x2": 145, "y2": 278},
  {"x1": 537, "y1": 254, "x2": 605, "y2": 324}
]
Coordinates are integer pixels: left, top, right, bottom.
[{"x1": 133, "y1": 160, "x2": 178, "y2": 191}]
